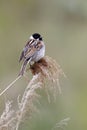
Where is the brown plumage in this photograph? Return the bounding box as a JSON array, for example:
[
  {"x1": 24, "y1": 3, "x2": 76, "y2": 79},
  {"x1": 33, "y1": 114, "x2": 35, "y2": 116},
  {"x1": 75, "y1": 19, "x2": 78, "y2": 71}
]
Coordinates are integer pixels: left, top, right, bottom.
[{"x1": 19, "y1": 33, "x2": 45, "y2": 76}]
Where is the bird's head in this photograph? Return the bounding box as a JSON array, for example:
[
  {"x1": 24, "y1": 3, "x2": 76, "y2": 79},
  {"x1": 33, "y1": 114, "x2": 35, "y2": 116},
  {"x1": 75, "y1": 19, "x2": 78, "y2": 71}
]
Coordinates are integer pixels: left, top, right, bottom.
[{"x1": 30, "y1": 33, "x2": 43, "y2": 41}]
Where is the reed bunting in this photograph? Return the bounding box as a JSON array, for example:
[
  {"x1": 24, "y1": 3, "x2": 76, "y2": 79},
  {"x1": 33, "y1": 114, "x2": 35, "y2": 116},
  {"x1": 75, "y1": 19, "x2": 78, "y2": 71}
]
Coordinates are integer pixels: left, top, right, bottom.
[{"x1": 19, "y1": 33, "x2": 45, "y2": 76}]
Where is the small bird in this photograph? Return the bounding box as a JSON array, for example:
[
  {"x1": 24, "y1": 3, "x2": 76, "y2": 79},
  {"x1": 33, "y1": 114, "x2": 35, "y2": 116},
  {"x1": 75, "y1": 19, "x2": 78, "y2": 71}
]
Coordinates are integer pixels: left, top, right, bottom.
[{"x1": 19, "y1": 33, "x2": 45, "y2": 76}]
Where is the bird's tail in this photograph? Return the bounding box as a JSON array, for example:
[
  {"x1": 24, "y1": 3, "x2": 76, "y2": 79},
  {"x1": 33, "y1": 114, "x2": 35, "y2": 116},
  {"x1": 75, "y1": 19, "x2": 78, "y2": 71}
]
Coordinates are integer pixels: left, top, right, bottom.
[{"x1": 19, "y1": 60, "x2": 28, "y2": 76}]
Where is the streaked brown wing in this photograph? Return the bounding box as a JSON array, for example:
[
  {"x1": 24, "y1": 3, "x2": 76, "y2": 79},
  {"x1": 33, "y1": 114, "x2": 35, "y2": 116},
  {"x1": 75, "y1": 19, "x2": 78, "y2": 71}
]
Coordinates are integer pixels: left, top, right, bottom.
[
  {"x1": 19, "y1": 45, "x2": 36, "y2": 62},
  {"x1": 24, "y1": 45, "x2": 37, "y2": 59},
  {"x1": 19, "y1": 39, "x2": 33, "y2": 62},
  {"x1": 24, "y1": 41, "x2": 43, "y2": 59},
  {"x1": 25, "y1": 39, "x2": 34, "y2": 47},
  {"x1": 19, "y1": 40, "x2": 42, "y2": 62}
]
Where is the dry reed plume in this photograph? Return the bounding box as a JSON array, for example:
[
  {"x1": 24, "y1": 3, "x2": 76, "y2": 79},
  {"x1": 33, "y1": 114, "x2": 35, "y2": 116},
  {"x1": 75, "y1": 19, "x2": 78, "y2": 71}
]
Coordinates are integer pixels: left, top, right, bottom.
[{"x1": 0, "y1": 56, "x2": 65, "y2": 130}]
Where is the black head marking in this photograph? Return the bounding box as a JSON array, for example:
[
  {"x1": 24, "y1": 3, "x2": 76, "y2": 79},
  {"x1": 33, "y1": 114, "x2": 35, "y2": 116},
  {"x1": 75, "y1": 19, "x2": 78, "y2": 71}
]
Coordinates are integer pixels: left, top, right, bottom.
[{"x1": 32, "y1": 33, "x2": 42, "y2": 41}]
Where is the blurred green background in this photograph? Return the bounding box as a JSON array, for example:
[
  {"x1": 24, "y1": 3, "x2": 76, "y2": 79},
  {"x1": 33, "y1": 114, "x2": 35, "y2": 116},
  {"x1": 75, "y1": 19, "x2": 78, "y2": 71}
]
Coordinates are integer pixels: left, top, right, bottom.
[{"x1": 0, "y1": 0, "x2": 87, "y2": 130}]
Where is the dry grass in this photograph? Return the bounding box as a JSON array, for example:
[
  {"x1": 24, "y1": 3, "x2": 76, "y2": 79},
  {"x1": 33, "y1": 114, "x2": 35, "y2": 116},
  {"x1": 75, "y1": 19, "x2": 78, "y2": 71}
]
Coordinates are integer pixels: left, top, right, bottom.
[
  {"x1": 0, "y1": 56, "x2": 65, "y2": 130},
  {"x1": 30, "y1": 56, "x2": 65, "y2": 100},
  {"x1": 52, "y1": 117, "x2": 70, "y2": 130}
]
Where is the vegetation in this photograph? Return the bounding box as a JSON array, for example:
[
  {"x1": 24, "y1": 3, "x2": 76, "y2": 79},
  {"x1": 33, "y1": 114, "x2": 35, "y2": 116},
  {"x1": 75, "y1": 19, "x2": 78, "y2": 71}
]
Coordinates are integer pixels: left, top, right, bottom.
[{"x1": 0, "y1": 0, "x2": 87, "y2": 130}]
